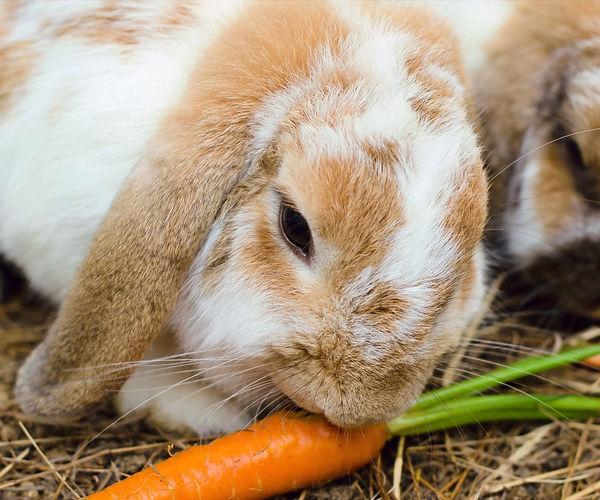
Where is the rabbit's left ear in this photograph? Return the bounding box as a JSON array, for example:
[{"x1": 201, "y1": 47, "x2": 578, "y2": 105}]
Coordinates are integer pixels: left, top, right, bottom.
[{"x1": 15, "y1": 117, "x2": 252, "y2": 420}]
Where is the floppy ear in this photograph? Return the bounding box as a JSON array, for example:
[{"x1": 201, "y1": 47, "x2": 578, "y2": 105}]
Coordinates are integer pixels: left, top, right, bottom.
[
  {"x1": 15, "y1": 121, "x2": 251, "y2": 420},
  {"x1": 505, "y1": 45, "x2": 574, "y2": 203}
]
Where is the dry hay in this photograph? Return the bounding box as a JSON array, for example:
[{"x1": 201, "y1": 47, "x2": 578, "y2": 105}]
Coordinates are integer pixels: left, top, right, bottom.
[{"x1": 2, "y1": 278, "x2": 600, "y2": 499}]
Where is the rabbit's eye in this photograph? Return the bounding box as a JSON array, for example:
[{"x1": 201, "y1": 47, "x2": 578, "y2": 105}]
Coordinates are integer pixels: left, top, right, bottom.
[
  {"x1": 279, "y1": 203, "x2": 312, "y2": 259},
  {"x1": 557, "y1": 135, "x2": 593, "y2": 199},
  {"x1": 560, "y1": 137, "x2": 586, "y2": 173}
]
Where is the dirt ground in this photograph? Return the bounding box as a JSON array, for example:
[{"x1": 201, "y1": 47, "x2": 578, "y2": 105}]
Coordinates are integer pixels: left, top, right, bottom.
[{"x1": 2, "y1": 279, "x2": 600, "y2": 499}]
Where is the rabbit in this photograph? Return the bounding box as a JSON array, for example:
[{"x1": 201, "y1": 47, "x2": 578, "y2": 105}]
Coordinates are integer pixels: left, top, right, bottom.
[
  {"x1": 1, "y1": 0, "x2": 488, "y2": 435},
  {"x1": 472, "y1": 0, "x2": 600, "y2": 319}
]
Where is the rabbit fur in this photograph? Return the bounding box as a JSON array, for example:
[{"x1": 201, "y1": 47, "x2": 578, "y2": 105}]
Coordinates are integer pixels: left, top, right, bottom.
[
  {"x1": 474, "y1": 0, "x2": 600, "y2": 318},
  {"x1": 1, "y1": 1, "x2": 488, "y2": 433}
]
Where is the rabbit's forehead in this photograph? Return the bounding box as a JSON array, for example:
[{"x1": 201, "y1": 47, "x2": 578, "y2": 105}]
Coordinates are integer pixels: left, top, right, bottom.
[
  {"x1": 277, "y1": 122, "x2": 485, "y2": 275},
  {"x1": 279, "y1": 150, "x2": 402, "y2": 265}
]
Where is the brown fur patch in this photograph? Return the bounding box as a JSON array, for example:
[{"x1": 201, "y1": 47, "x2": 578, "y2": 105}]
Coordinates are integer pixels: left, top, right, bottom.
[
  {"x1": 432, "y1": 162, "x2": 487, "y2": 325},
  {"x1": 53, "y1": 2, "x2": 197, "y2": 46},
  {"x1": 232, "y1": 151, "x2": 406, "y2": 311},
  {"x1": 560, "y1": 66, "x2": 600, "y2": 206},
  {"x1": 163, "y1": 3, "x2": 195, "y2": 28},
  {"x1": 284, "y1": 152, "x2": 403, "y2": 284},
  {"x1": 0, "y1": 0, "x2": 27, "y2": 114},
  {"x1": 362, "y1": 139, "x2": 401, "y2": 169},
  {"x1": 238, "y1": 200, "x2": 297, "y2": 305},
  {"x1": 55, "y1": 4, "x2": 142, "y2": 46},
  {"x1": 0, "y1": 40, "x2": 34, "y2": 116},
  {"x1": 353, "y1": 282, "x2": 411, "y2": 332},
  {"x1": 453, "y1": 260, "x2": 477, "y2": 311},
  {"x1": 410, "y1": 78, "x2": 456, "y2": 125},
  {"x1": 442, "y1": 162, "x2": 488, "y2": 255},
  {"x1": 281, "y1": 66, "x2": 367, "y2": 133},
  {"x1": 361, "y1": 2, "x2": 463, "y2": 78},
  {"x1": 532, "y1": 142, "x2": 579, "y2": 235},
  {"x1": 0, "y1": 0, "x2": 20, "y2": 39}
]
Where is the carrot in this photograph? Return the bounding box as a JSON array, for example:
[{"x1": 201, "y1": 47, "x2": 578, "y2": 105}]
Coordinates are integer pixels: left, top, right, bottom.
[
  {"x1": 89, "y1": 344, "x2": 600, "y2": 499},
  {"x1": 88, "y1": 411, "x2": 387, "y2": 500},
  {"x1": 584, "y1": 354, "x2": 600, "y2": 368}
]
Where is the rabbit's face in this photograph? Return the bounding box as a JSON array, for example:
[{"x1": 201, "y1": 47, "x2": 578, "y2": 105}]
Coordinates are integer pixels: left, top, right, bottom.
[
  {"x1": 171, "y1": 75, "x2": 488, "y2": 427},
  {"x1": 502, "y1": 39, "x2": 600, "y2": 316}
]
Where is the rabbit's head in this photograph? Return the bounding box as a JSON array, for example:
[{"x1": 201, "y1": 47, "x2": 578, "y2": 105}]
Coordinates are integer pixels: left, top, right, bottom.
[
  {"x1": 16, "y1": 1, "x2": 487, "y2": 428},
  {"x1": 476, "y1": 0, "x2": 600, "y2": 317}
]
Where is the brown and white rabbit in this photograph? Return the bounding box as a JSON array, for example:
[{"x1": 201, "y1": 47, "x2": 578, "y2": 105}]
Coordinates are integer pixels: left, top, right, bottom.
[
  {"x1": 1, "y1": 1, "x2": 488, "y2": 434},
  {"x1": 474, "y1": 0, "x2": 600, "y2": 318}
]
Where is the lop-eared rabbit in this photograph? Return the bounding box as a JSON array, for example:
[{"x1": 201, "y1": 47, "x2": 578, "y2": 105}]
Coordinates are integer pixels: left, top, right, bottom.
[{"x1": 1, "y1": 1, "x2": 487, "y2": 433}]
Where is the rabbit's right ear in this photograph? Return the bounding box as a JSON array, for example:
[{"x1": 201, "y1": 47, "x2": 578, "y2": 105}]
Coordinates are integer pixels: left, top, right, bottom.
[
  {"x1": 15, "y1": 109, "x2": 254, "y2": 421},
  {"x1": 506, "y1": 44, "x2": 576, "y2": 206}
]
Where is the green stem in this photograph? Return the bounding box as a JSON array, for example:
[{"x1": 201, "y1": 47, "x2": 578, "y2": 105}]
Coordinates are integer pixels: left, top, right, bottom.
[
  {"x1": 391, "y1": 409, "x2": 595, "y2": 435},
  {"x1": 412, "y1": 343, "x2": 600, "y2": 412},
  {"x1": 387, "y1": 394, "x2": 600, "y2": 435}
]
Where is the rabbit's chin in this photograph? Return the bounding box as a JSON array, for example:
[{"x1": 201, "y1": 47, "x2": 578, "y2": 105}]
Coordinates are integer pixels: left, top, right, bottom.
[
  {"x1": 267, "y1": 353, "x2": 436, "y2": 429},
  {"x1": 280, "y1": 384, "x2": 424, "y2": 429}
]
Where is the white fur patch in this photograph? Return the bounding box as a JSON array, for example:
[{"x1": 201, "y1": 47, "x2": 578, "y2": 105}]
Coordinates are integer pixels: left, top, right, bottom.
[
  {"x1": 0, "y1": 1, "x2": 240, "y2": 301},
  {"x1": 116, "y1": 341, "x2": 252, "y2": 436},
  {"x1": 428, "y1": 0, "x2": 515, "y2": 76}
]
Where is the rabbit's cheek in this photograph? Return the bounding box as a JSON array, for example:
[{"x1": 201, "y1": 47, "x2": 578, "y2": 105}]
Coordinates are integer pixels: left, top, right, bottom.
[{"x1": 506, "y1": 144, "x2": 581, "y2": 261}]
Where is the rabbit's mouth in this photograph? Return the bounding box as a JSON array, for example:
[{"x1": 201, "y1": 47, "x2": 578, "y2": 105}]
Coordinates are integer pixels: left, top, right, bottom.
[{"x1": 268, "y1": 354, "x2": 433, "y2": 428}]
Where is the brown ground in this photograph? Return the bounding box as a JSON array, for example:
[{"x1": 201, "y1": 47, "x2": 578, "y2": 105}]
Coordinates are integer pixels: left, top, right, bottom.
[{"x1": 2, "y1": 278, "x2": 600, "y2": 499}]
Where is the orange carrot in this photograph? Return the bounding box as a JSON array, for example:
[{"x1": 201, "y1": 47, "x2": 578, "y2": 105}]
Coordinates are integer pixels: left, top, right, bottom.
[
  {"x1": 584, "y1": 354, "x2": 600, "y2": 368},
  {"x1": 88, "y1": 411, "x2": 387, "y2": 500}
]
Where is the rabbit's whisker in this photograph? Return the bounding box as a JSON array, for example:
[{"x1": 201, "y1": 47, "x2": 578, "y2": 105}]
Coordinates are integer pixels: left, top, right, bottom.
[
  {"x1": 489, "y1": 127, "x2": 600, "y2": 184},
  {"x1": 72, "y1": 350, "x2": 243, "y2": 376},
  {"x1": 83, "y1": 350, "x2": 268, "y2": 384}
]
